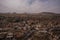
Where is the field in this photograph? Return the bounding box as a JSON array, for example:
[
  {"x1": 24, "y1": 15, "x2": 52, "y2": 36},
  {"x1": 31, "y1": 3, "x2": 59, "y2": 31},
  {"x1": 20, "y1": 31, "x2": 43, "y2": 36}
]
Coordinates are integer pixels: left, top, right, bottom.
[{"x1": 0, "y1": 12, "x2": 60, "y2": 40}]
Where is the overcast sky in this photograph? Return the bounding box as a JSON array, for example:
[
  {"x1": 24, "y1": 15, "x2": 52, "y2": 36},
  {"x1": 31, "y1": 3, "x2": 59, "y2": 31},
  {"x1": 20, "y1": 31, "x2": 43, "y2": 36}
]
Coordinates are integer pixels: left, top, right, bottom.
[{"x1": 0, "y1": 0, "x2": 60, "y2": 13}]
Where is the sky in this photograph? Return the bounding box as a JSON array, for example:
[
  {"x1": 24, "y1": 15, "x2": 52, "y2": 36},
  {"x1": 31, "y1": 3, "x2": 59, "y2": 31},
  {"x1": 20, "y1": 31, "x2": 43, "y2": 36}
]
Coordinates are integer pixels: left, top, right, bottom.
[{"x1": 0, "y1": 0, "x2": 60, "y2": 13}]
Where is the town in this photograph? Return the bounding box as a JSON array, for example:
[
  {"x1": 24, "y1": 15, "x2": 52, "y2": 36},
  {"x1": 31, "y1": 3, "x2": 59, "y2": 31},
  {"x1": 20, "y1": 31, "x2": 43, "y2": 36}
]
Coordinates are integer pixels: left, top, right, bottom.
[{"x1": 0, "y1": 12, "x2": 60, "y2": 40}]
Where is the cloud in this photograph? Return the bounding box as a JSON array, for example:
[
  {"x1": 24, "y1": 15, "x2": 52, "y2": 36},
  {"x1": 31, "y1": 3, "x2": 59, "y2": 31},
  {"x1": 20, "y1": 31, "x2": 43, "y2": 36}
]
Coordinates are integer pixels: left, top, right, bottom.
[{"x1": 0, "y1": 0, "x2": 60, "y2": 13}]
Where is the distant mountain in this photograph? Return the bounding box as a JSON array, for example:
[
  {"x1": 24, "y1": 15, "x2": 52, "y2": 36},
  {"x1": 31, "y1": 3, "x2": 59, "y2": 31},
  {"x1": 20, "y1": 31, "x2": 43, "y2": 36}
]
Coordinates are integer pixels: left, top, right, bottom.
[{"x1": 40, "y1": 12, "x2": 56, "y2": 15}]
